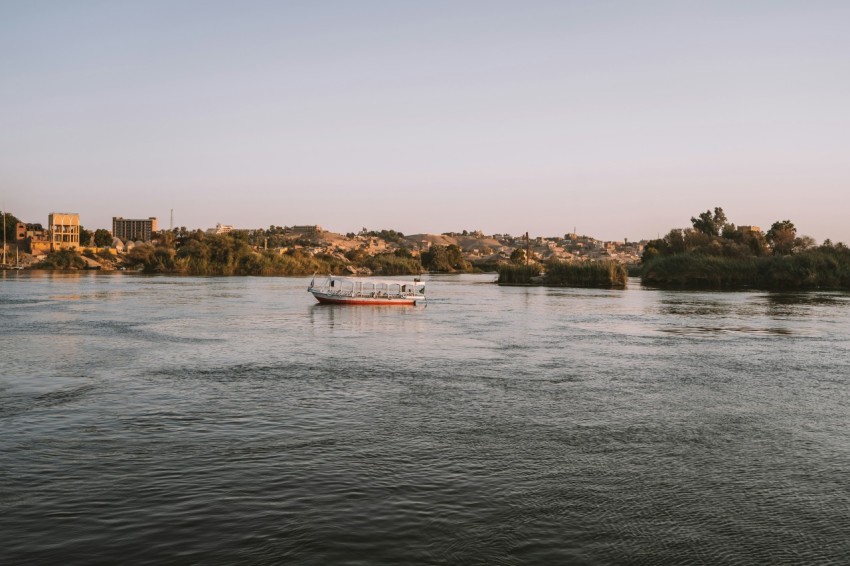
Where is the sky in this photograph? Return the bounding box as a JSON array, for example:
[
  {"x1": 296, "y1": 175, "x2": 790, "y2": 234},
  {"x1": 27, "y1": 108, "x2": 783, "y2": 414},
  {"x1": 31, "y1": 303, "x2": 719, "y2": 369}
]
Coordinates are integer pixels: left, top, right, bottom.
[{"x1": 2, "y1": 0, "x2": 849, "y2": 242}]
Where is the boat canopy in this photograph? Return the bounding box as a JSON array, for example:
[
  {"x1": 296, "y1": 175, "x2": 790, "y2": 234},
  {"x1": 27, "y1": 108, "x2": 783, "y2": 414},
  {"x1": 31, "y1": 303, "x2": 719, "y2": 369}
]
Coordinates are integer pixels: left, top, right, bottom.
[
  {"x1": 312, "y1": 275, "x2": 425, "y2": 295},
  {"x1": 324, "y1": 276, "x2": 424, "y2": 288}
]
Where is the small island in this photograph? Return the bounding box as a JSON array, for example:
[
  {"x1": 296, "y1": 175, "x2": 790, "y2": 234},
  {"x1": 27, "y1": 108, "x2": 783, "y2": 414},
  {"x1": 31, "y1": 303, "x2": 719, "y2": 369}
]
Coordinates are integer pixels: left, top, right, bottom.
[
  {"x1": 497, "y1": 260, "x2": 628, "y2": 288},
  {"x1": 640, "y1": 208, "x2": 850, "y2": 290}
]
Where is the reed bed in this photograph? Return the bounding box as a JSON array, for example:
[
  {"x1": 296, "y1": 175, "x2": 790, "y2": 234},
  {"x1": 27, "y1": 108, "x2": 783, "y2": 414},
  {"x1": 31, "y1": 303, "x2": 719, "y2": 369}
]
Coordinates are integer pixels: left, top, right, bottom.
[
  {"x1": 496, "y1": 264, "x2": 543, "y2": 285},
  {"x1": 545, "y1": 259, "x2": 628, "y2": 288},
  {"x1": 497, "y1": 260, "x2": 627, "y2": 288}
]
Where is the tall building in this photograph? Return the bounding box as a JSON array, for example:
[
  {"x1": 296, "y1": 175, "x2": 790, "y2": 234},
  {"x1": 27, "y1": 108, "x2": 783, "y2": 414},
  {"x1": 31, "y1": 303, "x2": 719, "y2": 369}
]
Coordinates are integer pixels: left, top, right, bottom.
[
  {"x1": 113, "y1": 217, "x2": 158, "y2": 241},
  {"x1": 48, "y1": 212, "x2": 80, "y2": 250}
]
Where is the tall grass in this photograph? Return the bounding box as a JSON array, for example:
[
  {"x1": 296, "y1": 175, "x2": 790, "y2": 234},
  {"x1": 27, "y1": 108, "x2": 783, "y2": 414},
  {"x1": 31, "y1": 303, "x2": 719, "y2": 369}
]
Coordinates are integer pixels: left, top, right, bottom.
[
  {"x1": 498, "y1": 260, "x2": 628, "y2": 287},
  {"x1": 545, "y1": 259, "x2": 628, "y2": 288},
  {"x1": 496, "y1": 264, "x2": 543, "y2": 285}
]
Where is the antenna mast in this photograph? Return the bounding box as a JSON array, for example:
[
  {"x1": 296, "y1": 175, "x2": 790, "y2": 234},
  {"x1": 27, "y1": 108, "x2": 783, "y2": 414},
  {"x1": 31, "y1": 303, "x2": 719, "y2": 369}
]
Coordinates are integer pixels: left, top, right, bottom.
[
  {"x1": 2, "y1": 207, "x2": 6, "y2": 266},
  {"x1": 170, "y1": 209, "x2": 174, "y2": 231}
]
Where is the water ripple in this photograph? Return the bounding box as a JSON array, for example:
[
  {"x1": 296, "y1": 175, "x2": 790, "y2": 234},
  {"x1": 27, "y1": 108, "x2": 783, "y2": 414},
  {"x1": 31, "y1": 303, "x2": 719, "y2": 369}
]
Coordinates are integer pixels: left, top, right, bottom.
[{"x1": 1, "y1": 273, "x2": 848, "y2": 564}]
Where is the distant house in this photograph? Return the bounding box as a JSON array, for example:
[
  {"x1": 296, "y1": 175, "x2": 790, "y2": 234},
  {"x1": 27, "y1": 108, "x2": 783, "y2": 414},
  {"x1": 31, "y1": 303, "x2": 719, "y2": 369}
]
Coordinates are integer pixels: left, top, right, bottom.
[
  {"x1": 17, "y1": 223, "x2": 50, "y2": 254},
  {"x1": 207, "y1": 223, "x2": 234, "y2": 235}
]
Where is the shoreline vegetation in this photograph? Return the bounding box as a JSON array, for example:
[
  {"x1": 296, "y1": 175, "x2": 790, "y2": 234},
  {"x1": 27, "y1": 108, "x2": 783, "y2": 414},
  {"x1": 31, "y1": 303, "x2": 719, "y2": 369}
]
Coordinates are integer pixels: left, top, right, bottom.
[
  {"x1": 6, "y1": 207, "x2": 850, "y2": 291},
  {"x1": 641, "y1": 248, "x2": 850, "y2": 290},
  {"x1": 113, "y1": 233, "x2": 425, "y2": 276},
  {"x1": 24, "y1": 232, "x2": 473, "y2": 276}
]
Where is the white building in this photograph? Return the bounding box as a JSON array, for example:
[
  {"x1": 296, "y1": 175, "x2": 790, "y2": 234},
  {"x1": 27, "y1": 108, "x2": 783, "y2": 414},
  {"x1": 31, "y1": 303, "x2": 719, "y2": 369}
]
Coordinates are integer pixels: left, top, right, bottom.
[{"x1": 207, "y1": 223, "x2": 234, "y2": 235}]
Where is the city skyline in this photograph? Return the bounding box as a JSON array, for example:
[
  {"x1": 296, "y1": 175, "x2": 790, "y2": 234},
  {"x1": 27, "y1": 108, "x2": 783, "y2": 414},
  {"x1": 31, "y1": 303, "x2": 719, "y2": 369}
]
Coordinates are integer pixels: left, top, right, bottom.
[{"x1": 3, "y1": 1, "x2": 849, "y2": 242}]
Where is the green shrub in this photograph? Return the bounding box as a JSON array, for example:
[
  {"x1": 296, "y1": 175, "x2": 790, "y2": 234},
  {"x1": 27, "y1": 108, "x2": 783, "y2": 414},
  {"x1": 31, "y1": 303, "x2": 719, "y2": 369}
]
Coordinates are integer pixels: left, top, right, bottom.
[
  {"x1": 35, "y1": 250, "x2": 87, "y2": 270},
  {"x1": 362, "y1": 253, "x2": 422, "y2": 275}
]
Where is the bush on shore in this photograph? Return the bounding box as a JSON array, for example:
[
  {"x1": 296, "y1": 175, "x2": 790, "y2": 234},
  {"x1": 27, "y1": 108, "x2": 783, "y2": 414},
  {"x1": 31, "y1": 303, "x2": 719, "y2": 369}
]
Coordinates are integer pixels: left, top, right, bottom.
[
  {"x1": 362, "y1": 253, "x2": 422, "y2": 275},
  {"x1": 34, "y1": 250, "x2": 87, "y2": 270}
]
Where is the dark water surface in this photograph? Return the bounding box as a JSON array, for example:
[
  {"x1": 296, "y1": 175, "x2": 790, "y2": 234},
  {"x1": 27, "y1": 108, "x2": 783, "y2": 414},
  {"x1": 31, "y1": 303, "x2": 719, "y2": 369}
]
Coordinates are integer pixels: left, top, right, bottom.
[{"x1": 2, "y1": 272, "x2": 848, "y2": 565}]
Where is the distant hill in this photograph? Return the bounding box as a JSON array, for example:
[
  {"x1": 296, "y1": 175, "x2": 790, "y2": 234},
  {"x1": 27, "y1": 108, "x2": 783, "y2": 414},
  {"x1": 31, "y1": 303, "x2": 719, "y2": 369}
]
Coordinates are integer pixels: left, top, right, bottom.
[
  {"x1": 405, "y1": 234, "x2": 457, "y2": 247},
  {"x1": 405, "y1": 233, "x2": 502, "y2": 252}
]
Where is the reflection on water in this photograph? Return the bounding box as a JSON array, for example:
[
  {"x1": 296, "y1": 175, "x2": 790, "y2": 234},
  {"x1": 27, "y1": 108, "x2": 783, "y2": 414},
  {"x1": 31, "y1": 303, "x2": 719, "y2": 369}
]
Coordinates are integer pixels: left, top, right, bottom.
[
  {"x1": 655, "y1": 291, "x2": 849, "y2": 339},
  {"x1": 1, "y1": 272, "x2": 849, "y2": 565},
  {"x1": 761, "y1": 292, "x2": 850, "y2": 306},
  {"x1": 308, "y1": 303, "x2": 426, "y2": 333},
  {"x1": 659, "y1": 296, "x2": 734, "y2": 316},
  {"x1": 660, "y1": 325, "x2": 796, "y2": 337},
  {"x1": 757, "y1": 291, "x2": 850, "y2": 320}
]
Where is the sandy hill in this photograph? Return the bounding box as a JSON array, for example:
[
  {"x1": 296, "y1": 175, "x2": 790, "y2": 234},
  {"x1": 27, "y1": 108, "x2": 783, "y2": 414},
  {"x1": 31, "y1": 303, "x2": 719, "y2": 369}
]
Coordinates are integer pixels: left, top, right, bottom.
[
  {"x1": 454, "y1": 235, "x2": 502, "y2": 251},
  {"x1": 405, "y1": 234, "x2": 458, "y2": 247}
]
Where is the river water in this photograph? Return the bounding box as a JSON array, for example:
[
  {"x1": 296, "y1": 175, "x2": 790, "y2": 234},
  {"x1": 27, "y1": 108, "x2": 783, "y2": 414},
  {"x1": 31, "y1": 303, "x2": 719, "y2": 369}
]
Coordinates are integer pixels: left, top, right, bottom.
[{"x1": 1, "y1": 272, "x2": 848, "y2": 565}]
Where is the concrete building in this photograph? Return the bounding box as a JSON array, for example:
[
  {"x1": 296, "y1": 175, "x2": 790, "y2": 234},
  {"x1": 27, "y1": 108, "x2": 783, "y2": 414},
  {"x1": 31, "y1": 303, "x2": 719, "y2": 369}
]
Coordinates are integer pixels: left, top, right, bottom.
[
  {"x1": 25, "y1": 223, "x2": 45, "y2": 237},
  {"x1": 48, "y1": 212, "x2": 81, "y2": 250},
  {"x1": 113, "y1": 217, "x2": 157, "y2": 242},
  {"x1": 17, "y1": 223, "x2": 50, "y2": 255}
]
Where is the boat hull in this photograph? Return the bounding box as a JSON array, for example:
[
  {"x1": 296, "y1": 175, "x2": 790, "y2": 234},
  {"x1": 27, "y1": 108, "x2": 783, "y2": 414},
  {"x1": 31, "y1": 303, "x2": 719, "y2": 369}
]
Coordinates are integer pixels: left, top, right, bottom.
[{"x1": 311, "y1": 291, "x2": 419, "y2": 306}]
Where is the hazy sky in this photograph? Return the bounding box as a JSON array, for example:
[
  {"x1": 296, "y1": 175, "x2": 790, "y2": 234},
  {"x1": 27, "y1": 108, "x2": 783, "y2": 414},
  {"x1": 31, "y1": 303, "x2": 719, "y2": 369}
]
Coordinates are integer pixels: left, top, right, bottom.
[{"x1": 2, "y1": 1, "x2": 849, "y2": 241}]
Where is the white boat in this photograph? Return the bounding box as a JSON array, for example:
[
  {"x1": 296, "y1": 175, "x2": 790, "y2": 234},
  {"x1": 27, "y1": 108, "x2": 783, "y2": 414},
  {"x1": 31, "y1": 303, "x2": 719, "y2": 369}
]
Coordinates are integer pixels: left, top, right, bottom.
[{"x1": 308, "y1": 275, "x2": 425, "y2": 306}]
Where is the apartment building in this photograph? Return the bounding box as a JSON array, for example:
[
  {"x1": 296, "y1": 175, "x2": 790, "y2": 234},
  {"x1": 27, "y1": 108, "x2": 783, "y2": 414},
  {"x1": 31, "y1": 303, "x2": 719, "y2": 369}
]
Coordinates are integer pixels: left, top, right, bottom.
[{"x1": 113, "y1": 217, "x2": 158, "y2": 242}]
